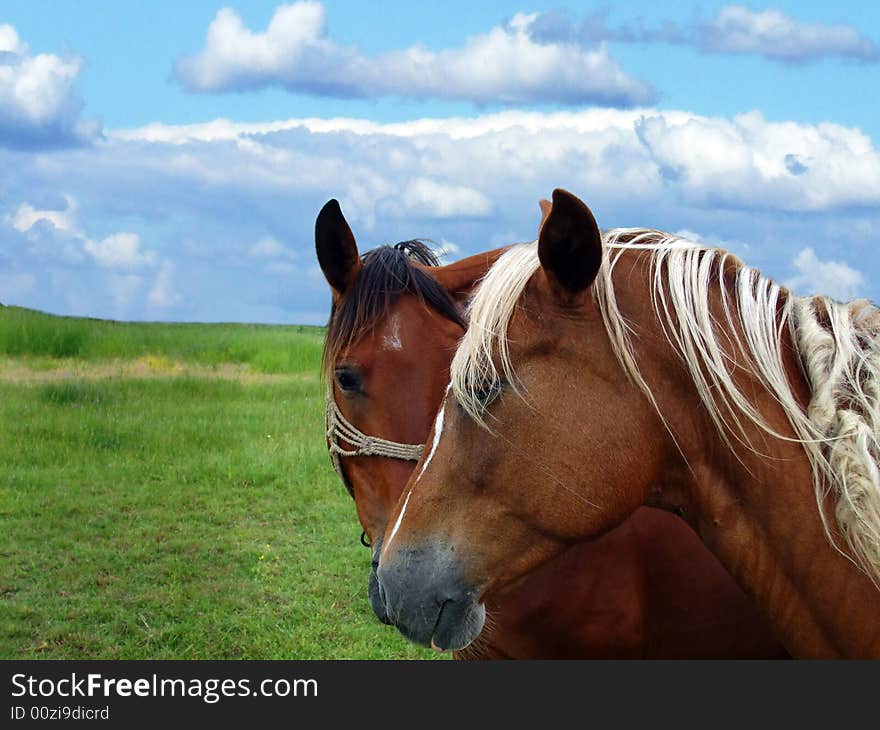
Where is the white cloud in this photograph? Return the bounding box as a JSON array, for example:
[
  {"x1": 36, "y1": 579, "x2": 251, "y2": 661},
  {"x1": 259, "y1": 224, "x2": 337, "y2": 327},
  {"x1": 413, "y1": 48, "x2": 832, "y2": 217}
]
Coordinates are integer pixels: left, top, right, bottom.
[
  {"x1": 4, "y1": 106, "x2": 880, "y2": 322},
  {"x1": 0, "y1": 24, "x2": 96, "y2": 148},
  {"x1": 9, "y1": 195, "x2": 80, "y2": 235},
  {"x1": 635, "y1": 111, "x2": 880, "y2": 211},
  {"x1": 111, "y1": 108, "x2": 694, "y2": 144},
  {"x1": 148, "y1": 261, "x2": 181, "y2": 308},
  {"x1": 128, "y1": 108, "x2": 880, "y2": 213},
  {"x1": 175, "y1": 2, "x2": 654, "y2": 106},
  {"x1": 84, "y1": 232, "x2": 157, "y2": 271},
  {"x1": 0, "y1": 24, "x2": 26, "y2": 55},
  {"x1": 702, "y1": 6, "x2": 880, "y2": 63},
  {"x1": 400, "y1": 178, "x2": 492, "y2": 219},
  {"x1": 5, "y1": 194, "x2": 157, "y2": 271},
  {"x1": 786, "y1": 248, "x2": 865, "y2": 301},
  {"x1": 4, "y1": 195, "x2": 86, "y2": 264}
]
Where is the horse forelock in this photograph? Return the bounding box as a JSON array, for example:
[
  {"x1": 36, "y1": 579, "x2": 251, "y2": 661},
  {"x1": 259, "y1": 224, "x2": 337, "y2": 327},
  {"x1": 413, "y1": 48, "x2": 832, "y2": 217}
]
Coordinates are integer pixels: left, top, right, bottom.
[
  {"x1": 322, "y1": 241, "x2": 466, "y2": 379},
  {"x1": 453, "y1": 229, "x2": 880, "y2": 585}
]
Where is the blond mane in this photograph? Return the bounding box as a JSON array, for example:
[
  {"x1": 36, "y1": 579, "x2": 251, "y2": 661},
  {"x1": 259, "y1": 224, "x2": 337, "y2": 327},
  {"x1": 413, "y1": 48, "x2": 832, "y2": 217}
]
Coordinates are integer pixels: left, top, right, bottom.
[{"x1": 451, "y1": 230, "x2": 880, "y2": 585}]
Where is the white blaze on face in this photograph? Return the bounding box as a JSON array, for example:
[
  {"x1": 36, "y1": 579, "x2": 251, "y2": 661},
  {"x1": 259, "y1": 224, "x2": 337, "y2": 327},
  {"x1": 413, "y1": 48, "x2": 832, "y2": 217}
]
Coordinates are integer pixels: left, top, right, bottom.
[
  {"x1": 383, "y1": 385, "x2": 451, "y2": 556},
  {"x1": 381, "y1": 312, "x2": 403, "y2": 351},
  {"x1": 416, "y1": 385, "x2": 450, "y2": 483}
]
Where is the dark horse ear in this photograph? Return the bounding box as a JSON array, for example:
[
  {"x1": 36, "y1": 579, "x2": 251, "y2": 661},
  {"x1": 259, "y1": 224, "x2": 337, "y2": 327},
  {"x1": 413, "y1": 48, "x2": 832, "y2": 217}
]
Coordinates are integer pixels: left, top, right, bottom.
[
  {"x1": 537, "y1": 189, "x2": 602, "y2": 298},
  {"x1": 315, "y1": 199, "x2": 361, "y2": 297}
]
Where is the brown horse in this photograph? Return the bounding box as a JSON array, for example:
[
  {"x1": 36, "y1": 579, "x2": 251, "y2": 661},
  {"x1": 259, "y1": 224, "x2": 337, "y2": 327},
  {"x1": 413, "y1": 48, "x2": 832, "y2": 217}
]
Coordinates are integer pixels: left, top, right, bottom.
[
  {"x1": 316, "y1": 198, "x2": 787, "y2": 658},
  {"x1": 373, "y1": 188, "x2": 880, "y2": 657}
]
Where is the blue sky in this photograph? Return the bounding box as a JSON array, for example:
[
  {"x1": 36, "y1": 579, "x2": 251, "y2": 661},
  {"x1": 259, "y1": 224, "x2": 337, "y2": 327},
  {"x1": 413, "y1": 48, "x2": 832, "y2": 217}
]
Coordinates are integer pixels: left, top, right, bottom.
[{"x1": 1, "y1": 1, "x2": 878, "y2": 322}]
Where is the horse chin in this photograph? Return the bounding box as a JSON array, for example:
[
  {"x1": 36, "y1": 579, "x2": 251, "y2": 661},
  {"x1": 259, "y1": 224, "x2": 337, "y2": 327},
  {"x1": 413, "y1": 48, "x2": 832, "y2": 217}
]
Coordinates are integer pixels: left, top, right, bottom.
[{"x1": 430, "y1": 599, "x2": 486, "y2": 652}]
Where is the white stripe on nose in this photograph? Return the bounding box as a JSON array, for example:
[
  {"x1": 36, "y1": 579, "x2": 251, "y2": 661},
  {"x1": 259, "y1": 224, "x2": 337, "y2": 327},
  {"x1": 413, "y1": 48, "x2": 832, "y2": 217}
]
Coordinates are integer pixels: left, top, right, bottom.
[{"x1": 383, "y1": 385, "x2": 450, "y2": 555}]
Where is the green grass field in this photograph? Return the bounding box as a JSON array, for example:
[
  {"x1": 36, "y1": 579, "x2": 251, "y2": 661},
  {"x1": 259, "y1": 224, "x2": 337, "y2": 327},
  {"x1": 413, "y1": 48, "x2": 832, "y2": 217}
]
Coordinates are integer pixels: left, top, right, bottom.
[{"x1": 0, "y1": 305, "x2": 437, "y2": 659}]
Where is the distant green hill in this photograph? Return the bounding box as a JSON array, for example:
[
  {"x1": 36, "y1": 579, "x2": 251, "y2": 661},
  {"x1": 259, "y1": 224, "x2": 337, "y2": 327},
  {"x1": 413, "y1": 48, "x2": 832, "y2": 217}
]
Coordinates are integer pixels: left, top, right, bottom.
[{"x1": 0, "y1": 305, "x2": 325, "y2": 374}]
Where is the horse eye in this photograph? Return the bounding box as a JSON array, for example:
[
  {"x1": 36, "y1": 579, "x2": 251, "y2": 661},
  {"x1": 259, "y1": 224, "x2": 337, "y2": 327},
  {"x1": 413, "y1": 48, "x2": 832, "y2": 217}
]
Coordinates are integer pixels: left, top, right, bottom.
[
  {"x1": 474, "y1": 378, "x2": 505, "y2": 406},
  {"x1": 336, "y1": 369, "x2": 363, "y2": 393}
]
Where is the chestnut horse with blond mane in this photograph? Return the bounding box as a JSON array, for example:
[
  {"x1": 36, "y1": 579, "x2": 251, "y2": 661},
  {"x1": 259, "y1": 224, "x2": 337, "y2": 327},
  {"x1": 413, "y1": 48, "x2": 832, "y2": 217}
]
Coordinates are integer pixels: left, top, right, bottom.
[
  {"x1": 373, "y1": 189, "x2": 880, "y2": 657},
  {"x1": 316, "y1": 198, "x2": 787, "y2": 658}
]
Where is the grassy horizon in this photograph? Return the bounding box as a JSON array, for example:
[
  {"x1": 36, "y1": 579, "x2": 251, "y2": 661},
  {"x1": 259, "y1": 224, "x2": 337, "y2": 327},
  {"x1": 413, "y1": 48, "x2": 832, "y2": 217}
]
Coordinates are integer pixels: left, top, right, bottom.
[
  {"x1": 0, "y1": 304, "x2": 326, "y2": 375},
  {"x1": 0, "y1": 305, "x2": 437, "y2": 659}
]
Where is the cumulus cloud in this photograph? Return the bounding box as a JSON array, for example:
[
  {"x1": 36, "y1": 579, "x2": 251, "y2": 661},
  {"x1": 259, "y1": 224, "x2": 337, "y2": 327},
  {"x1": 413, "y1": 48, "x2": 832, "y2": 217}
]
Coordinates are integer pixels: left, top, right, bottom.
[
  {"x1": 3, "y1": 106, "x2": 880, "y2": 322},
  {"x1": 0, "y1": 24, "x2": 26, "y2": 55},
  {"x1": 7, "y1": 195, "x2": 157, "y2": 271},
  {"x1": 635, "y1": 111, "x2": 880, "y2": 211},
  {"x1": 399, "y1": 178, "x2": 492, "y2": 219},
  {"x1": 528, "y1": 6, "x2": 879, "y2": 65},
  {"x1": 8, "y1": 195, "x2": 81, "y2": 235},
  {"x1": 174, "y1": 2, "x2": 654, "y2": 106},
  {"x1": 112, "y1": 107, "x2": 880, "y2": 214},
  {"x1": 786, "y1": 248, "x2": 865, "y2": 301},
  {"x1": 0, "y1": 24, "x2": 97, "y2": 149},
  {"x1": 84, "y1": 232, "x2": 157, "y2": 271}
]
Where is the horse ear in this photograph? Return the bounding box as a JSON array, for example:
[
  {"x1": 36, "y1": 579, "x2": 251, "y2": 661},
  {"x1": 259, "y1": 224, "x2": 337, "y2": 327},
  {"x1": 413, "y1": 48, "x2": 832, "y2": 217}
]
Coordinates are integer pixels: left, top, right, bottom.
[
  {"x1": 537, "y1": 189, "x2": 602, "y2": 298},
  {"x1": 315, "y1": 199, "x2": 361, "y2": 296},
  {"x1": 538, "y1": 198, "x2": 552, "y2": 232}
]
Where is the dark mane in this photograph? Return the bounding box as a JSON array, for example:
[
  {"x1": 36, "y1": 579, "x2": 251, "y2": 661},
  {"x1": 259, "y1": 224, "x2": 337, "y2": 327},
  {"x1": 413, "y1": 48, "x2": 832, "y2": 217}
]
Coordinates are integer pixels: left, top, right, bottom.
[{"x1": 322, "y1": 241, "x2": 467, "y2": 377}]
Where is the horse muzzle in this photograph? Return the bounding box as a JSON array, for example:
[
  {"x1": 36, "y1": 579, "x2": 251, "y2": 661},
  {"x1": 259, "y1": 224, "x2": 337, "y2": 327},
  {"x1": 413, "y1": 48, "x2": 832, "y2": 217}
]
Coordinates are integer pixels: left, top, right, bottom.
[{"x1": 372, "y1": 544, "x2": 486, "y2": 651}]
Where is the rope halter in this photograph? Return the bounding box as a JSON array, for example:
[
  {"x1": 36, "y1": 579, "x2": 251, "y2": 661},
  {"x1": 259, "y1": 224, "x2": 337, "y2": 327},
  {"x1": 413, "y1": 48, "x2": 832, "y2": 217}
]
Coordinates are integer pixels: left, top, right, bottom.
[{"x1": 325, "y1": 390, "x2": 425, "y2": 497}]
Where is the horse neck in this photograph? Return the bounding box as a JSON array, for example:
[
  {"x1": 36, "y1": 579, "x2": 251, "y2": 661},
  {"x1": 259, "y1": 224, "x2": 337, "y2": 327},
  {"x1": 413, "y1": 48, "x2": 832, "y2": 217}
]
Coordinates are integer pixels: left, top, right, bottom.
[
  {"x1": 679, "y1": 394, "x2": 880, "y2": 655},
  {"x1": 617, "y1": 258, "x2": 880, "y2": 657}
]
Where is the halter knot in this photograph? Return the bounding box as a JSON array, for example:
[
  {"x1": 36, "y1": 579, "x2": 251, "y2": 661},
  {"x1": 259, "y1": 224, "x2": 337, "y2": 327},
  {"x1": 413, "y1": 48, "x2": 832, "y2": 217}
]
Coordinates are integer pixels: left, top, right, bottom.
[{"x1": 325, "y1": 392, "x2": 425, "y2": 496}]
